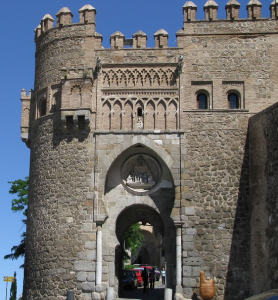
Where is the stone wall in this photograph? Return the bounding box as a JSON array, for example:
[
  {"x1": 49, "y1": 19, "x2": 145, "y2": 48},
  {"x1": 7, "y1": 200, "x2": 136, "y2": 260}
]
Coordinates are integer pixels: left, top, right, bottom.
[
  {"x1": 181, "y1": 111, "x2": 251, "y2": 299},
  {"x1": 24, "y1": 114, "x2": 97, "y2": 300},
  {"x1": 249, "y1": 102, "x2": 278, "y2": 295}
]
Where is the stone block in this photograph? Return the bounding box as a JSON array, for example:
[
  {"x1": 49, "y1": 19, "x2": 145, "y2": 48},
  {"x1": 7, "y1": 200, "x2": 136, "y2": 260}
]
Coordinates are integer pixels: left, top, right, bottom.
[
  {"x1": 192, "y1": 266, "x2": 201, "y2": 277},
  {"x1": 74, "y1": 261, "x2": 95, "y2": 272},
  {"x1": 86, "y1": 192, "x2": 94, "y2": 200},
  {"x1": 83, "y1": 223, "x2": 92, "y2": 231},
  {"x1": 183, "y1": 266, "x2": 192, "y2": 277},
  {"x1": 87, "y1": 250, "x2": 96, "y2": 261},
  {"x1": 77, "y1": 272, "x2": 87, "y2": 282},
  {"x1": 183, "y1": 257, "x2": 203, "y2": 266},
  {"x1": 95, "y1": 285, "x2": 103, "y2": 292},
  {"x1": 82, "y1": 282, "x2": 95, "y2": 292},
  {"x1": 92, "y1": 292, "x2": 101, "y2": 300},
  {"x1": 183, "y1": 241, "x2": 195, "y2": 250},
  {"x1": 102, "y1": 273, "x2": 109, "y2": 281},
  {"x1": 185, "y1": 228, "x2": 196, "y2": 235},
  {"x1": 80, "y1": 293, "x2": 93, "y2": 299},
  {"x1": 85, "y1": 241, "x2": 96, "y2": 249},
  {"x1": 183, "y1": 278, "x2": 197, "y2": 287},
  {"x1": 183, "y1": 235, "x2": 194, "y2": 242},
  {"x1": 87, "y1": 272, "x2": 95, "y2": 282},
  {"x1": 182, "y1": 193, "x2": 194, "y2": 200}
]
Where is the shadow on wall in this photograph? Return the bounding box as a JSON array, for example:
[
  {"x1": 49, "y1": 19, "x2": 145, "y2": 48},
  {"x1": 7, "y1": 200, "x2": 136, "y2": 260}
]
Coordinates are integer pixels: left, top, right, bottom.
[
  {"x1": 224, "y1": 130, "x2": 251, "y2": 300},
  {"x1": 52, "y1": 113, "x2": 90, "y2": 148},
  {"x1": 247, "y1": 103, "x2": 278, "y2": 296},
  {"x1": 226, "y1": 104, "x2": 278, "y2": 299}
]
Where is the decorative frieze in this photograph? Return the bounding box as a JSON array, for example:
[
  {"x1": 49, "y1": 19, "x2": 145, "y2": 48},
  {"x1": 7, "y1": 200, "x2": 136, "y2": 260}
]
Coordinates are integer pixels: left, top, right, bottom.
[
  {"x1": 102, "y1": 68, "x2": 178, "y2": 88},
  {"x1": 100, "y1": 95, "x2": 178, "y2": 131}
]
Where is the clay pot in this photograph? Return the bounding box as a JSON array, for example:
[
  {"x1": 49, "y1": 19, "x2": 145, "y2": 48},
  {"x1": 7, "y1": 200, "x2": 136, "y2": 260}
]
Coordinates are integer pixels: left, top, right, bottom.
[{"x1": 200, "y1": 271, "x2": 215, "y2": 300}]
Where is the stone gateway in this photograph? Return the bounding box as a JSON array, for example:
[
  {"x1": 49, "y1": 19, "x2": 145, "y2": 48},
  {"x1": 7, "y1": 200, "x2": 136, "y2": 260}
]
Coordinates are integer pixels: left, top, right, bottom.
[{"x1": 20, "y1": 1, "x2": 278, "y2": 299}]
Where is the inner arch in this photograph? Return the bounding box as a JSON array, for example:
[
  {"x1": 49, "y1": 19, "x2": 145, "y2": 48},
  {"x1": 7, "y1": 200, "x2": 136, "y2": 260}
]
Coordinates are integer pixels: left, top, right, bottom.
[{"x1": 116, "y1": 204, "x2": 165, "y2": 243}]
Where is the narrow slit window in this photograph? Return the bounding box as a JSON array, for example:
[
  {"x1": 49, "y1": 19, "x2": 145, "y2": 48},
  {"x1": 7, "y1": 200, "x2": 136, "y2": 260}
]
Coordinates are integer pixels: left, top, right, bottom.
[
  {"x1": 137, "y1": 107, "x2": 143, "y2": 116},
  {"x1": 40, "y1": 99, "x2": 47, "y2": 116}
]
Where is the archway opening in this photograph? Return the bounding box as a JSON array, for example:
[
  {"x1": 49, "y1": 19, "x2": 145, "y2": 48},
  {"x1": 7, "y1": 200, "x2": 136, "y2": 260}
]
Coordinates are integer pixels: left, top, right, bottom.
[{"x1": 115, "y1": 204, "x2": 175, "y2": 298}]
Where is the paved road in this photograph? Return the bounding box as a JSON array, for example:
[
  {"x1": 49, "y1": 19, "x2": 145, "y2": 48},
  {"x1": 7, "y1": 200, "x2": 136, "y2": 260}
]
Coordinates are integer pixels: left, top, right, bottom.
[{"x1": 118, "y1": 282, "x2": 165, "y2": 300}]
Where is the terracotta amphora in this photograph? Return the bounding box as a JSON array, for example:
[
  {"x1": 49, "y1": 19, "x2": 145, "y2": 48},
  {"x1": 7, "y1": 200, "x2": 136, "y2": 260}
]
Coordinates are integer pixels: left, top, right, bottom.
[{"x1": 200, "y1": 271, "x2": 215, "y2": 300}]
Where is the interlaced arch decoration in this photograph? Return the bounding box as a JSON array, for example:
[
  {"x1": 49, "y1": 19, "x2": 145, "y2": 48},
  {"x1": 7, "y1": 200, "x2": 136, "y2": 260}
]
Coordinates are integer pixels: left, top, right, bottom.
[
  {"x1": 100, "y1": 96, "x2": 178, "y2": 130},
  {"x1": 102, "y1": 68, "x2": 178, "y2": 88}
]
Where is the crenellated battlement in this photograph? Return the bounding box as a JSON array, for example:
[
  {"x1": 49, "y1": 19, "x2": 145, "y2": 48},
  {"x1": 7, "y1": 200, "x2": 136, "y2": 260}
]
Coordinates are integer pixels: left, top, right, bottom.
[
  {"x1": 183, "y1": 0, "x2": 278, "y2": 23},
  {"x1": 34, "y1": 5, "x2": 170, "y2": 50},
  {"x1": 35, "y1": 1, "x2": 278, "y2": 51},
  {"x1": 35, "y1": 5, "x2": 96, "y2": 39},
  {"x1": 179, "y1": 0, "x2": 278, "y2": 45}
]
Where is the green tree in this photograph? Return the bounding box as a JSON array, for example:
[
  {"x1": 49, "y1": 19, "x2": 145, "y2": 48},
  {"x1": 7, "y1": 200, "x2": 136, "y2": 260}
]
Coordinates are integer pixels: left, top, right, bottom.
[
  {"x1": 4, "y1": 177, "x2": 29, "y2": 267},
  {"x1": 123, "y1": 223, "x2": 144, "y2": 260},
  {"x1": 9, "y1": 272, "x2": 17, "y2": 300}
]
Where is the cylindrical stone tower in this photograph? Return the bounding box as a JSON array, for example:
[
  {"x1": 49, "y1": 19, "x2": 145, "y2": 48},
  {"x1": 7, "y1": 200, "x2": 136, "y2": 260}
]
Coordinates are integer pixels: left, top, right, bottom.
[{"x1": 22, "y1": 5, "x2": 104, "y2": 300}]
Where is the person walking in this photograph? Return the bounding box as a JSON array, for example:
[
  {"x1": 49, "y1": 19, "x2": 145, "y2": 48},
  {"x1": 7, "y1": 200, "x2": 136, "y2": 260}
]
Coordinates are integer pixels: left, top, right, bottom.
[
  {"x1": 142, "y1": 267, "x2": 149, "y2": 293},
  {"x1": 150, "y1": 267, "x2": 156, "y2": 289},
  {"x1": 161, "y1": 267, "x2": 165, "y2": 285}
]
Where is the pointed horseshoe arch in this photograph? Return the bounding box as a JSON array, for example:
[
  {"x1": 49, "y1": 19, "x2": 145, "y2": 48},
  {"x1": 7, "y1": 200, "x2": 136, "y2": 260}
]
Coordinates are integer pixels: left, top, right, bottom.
[{"x1": 102, "y1": 136, "x2": 174, "y2": 178}]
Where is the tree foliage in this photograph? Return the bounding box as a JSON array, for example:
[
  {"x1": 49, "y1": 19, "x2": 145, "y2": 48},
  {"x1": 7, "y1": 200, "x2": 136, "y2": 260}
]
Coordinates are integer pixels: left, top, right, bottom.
[
  {"x1": 9, "y1": 272, "x2": 17, "y2": 300},
  {"x1": 4, "y1": 177, "x2": 29, "y2": 267},
  {"x1": 9, "y1": 177, "x2": 29, "y2": 219},
  {"x1": 123, "y1": 223, "x2": 144, "y2": 259}
]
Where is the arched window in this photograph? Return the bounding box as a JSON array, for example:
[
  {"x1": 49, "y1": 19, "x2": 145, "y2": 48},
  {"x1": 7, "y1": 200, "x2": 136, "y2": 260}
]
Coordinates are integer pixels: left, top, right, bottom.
[
  {"x1": 197, "y1": 93, "x2": 208, "y2": 109},
  {"x1": 40, "y1": 99, "x2": 47, "y2": 116},
  {"x1": 228, "y1": 93, "x2": 239, "y2": 109}
]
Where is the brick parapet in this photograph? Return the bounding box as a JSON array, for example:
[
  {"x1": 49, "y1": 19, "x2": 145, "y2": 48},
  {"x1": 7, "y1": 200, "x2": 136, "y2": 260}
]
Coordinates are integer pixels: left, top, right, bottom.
[{"x1": 95, "y1": 47, "x2": 182, "y2": 65}]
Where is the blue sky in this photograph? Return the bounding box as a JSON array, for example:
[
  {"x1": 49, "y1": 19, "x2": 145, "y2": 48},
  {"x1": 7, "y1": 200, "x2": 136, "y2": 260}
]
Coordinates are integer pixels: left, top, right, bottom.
[{"x1": 0, "y1": 0, "x2": 272, "y2": 298}]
